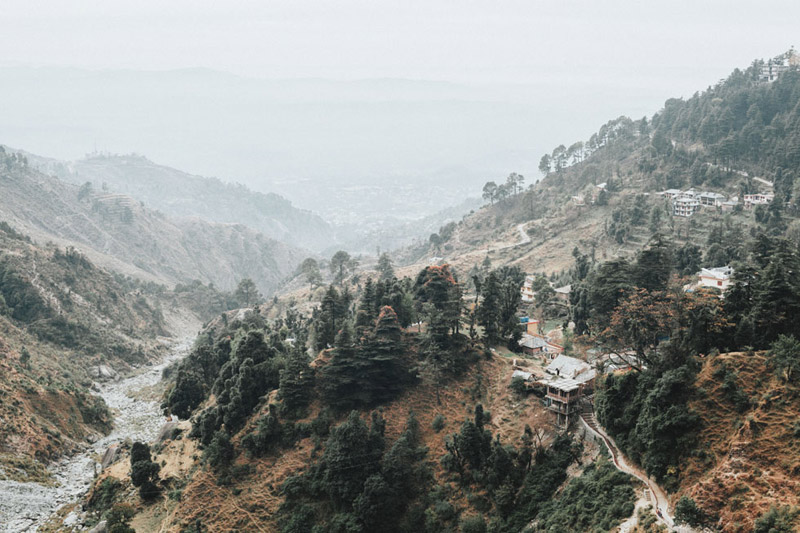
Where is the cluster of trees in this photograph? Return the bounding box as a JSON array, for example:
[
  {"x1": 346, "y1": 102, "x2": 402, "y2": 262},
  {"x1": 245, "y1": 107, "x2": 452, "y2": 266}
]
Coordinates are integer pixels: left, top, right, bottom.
[
  {"x1": 0, "y1": 259, "x2": 50, "y2": 323},
  {"x1": 322, "y1": 306, "x2": 413, "y2": 411},
  {"x1": 279, "y1": 411, "x2": 431, "y2": 533},
  {"x1": 0, "y1": 147, "x2": 29, "y2": 170},
  {"x1": 190, "y1": 329, "x2": 290, "y2": 443},
  {"x1": 533, "y1": 456, "x2": 636, "y2": 531},
  {"x1": 473, "y1": 267, "x2": 525, "y2": 348},
  {"x1": 441, "y1": 405, "x2": 586, "y2": 531},
  {"x1": 481, "y1": 173, "x2": 525, "y2": 205},
  {"x1": 538, "y1": 117, "x2": 639, "y2": 176},
  {"x1": 652, "y1": 57, "x2": 800, "y2": 196},
  {"x1": 130, "y1": 442, "x2": 161, "y2": 500},
  {"x1": 428, "y1": 222, "x2": 457, "y2": 253},
  {"x1": 574, "y1": 230, "x2": 800, "y2": 490}
]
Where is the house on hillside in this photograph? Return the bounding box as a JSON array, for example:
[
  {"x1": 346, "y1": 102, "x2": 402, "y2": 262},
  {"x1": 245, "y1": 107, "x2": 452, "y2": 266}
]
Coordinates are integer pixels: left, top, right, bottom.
[
  {"x1": 519, "y1": 332, "x2": 563, "y2": 357},
  {"x1": 744, "y1": 193, "x2": 774, "y2": 208},
  {"x1": 699, "y1": 266, "x2": 734, "y2": 291},
  {"x1": 546, "y1": 354, "x2": 596, "y2": 386},
  {"x1": 540, "y1": 354, "x2": 596, "y2": 426},
  {"x1": 659, "y1": 189, "x2": 682, "y2": 200},
  {"x1": 698, "y1": 191, "x2": 727, "y2": 207},
  {"x1": 760, "y1": 60, "x2": 791, "y2": 82},
  {"x1": 593, "y1": 351, "x2": 644, "y2": 373},
  {"x1": 521, "y1": 276, "x2": 535, "y2": 303},
  {"x1": 673, "y1": 192, "x2": 700, "y2": 217},
  {"x1": 518, "y1": 317, "x2": 541, "y2": 336},
  {"x1": 721, "y1": 198, "x2": 740, "y2": 211},
  {"x1": 554, "y1": 284, "x2": 571, "y2": 302}
]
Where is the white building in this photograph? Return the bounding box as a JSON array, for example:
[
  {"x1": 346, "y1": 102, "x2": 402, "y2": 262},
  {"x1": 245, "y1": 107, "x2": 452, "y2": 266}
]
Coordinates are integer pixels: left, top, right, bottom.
[
  {"x1": 521, "y1": 275, "x2": 535, "y2": 303},
  {"x1": 698, "y1": 191, "x2": 727, "y2": 207},
  {"x1": 699, "y1": 266, "x2": 734, "y2": 291},
  {"x1": 760, "y1": 61, "x2": 791, "y2": 82},
  {"x1": 744, "y1": 193, "x2": 774, "y2": 209},
  {"x1": 673, "y1": 193, "x2": 700, "y2": 217},
  {"x1": 659, "y1": 189, "x2": 682, "y2": 200}
]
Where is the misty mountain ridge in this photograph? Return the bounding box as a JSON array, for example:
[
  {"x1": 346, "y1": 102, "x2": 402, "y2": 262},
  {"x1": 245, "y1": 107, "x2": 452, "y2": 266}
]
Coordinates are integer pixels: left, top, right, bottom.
[
  {"x1": 27, "y1": 151, "x2": 335, "y2": 252},
  {"x1": 0, "y1": 148, "x2": 304, "y2": 295}
]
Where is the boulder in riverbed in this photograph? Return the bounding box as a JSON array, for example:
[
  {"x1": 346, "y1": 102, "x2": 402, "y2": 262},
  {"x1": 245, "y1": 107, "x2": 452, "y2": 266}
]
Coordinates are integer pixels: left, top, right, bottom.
[
  {"x1": 100, "y1": 444, "x2": 120, "y2": 470},
  {"x1": 156, "y1": 421, "x2": 180, "y2": 443},
  {"x1": 88, "y1": 519, "x2": 108, "y2": 533},
  {"x1": 88, "y1": 365, "x2": 119, "y2": 381}
]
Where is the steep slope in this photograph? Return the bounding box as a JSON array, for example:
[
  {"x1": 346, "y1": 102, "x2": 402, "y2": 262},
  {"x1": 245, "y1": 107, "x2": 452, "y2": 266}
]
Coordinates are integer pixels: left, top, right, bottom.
[
  {"x1": 679, "y1": 351, "x2": 800, "y2": 532},
  {"x1": 29, "y1": 153, "x2": 335, "y2": 252},
  {"x1": 0, "y1": 224, "x2": 169, "y2": 468},
  {"x1": 0, "y1": 148, "x2": 304, "y2": 295}
]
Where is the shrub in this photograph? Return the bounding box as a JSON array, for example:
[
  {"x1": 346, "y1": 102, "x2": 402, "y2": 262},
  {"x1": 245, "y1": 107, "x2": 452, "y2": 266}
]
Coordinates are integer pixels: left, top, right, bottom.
[
  {"x1": 509, "y1": 375, "x2": 527, "y2": 396},
  {"x1": 204, "y1": 430, "x2": 235, "y2": 471},
  {"x1": 460, "y1": 514, "x2": 487, "y2": 533},
  {"x1": 431, "y1": 414, "x2": 445, "y2": 432},
  {"x1": 87, "y1": 477, "x2": 121, "y2": 513},
  {"x1": 674, "y1": 496, "x2": 704, "y2": 527},
  {"x1": 754, "y1": 506, "x2": 798, "y2": 533},
  {"x1": 105, "y1": 503, "x2": 136, "y2": 533}
]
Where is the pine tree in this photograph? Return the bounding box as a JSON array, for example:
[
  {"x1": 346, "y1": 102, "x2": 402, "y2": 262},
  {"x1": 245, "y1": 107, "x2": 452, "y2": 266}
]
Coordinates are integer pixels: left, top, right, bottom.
[
  {"x1": 279, "y1": 346, "x2": 315, "y2": 418},
  {"x1": 477, "y1": 271, "x2": 501, "y2": 346},
  {"x1": 377, "y1": 253, "x2": 395, "y2": 281}
]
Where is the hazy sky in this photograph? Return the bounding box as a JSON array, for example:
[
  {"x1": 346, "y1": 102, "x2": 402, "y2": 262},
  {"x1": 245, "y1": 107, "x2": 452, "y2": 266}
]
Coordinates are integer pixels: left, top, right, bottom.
[
  {"x1": 2, "y1": 1, "x2": 798, "y2": 221},
  {"x1": 1, "y1": 1, "x2": 797, "y2": 85}
]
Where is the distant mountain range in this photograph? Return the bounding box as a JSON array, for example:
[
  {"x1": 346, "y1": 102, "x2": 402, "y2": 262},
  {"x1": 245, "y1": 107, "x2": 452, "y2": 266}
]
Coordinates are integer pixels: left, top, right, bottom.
[{"x1": 27, "y1": 152, "x2": 335, "y2": 252}]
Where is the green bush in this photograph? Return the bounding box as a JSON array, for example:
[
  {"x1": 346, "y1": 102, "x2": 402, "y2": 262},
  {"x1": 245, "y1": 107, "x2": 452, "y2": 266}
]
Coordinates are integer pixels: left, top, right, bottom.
[
  {"x1": 754, "y1": 506, "x2": 798, "y2": 533},
  {"x1": 674, "y1": 496, "x2": 704, "y2": 527},
  {"x1": 534, "y1": 457, "x2": 636, "y2": 532},
  {"x1": 432, "y1": 414, "x2": 446, "y2": 432},
  {"x1": 87, "y1": 477, "x2": 121, "y2": 513},
  {"x1": 509, "y1": 376, "x2": 527, "y2": 396},
  {"x1": 460, "y1": 514, "x2": 487, "y2": 533}
]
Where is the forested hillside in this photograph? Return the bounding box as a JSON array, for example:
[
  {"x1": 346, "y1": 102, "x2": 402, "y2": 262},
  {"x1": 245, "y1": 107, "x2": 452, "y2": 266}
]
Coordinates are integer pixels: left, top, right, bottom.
[
  {"x1": 0, "y1": 148, "x2": 304, "y2": 295},
  {"x1": 68, "y1": 261, "x2": 645, "y2": 533},
  {"x1": 402, "y1": 53, "x2": 800, "y2": 286},
  {"x1": 28, "y1": 153, "x2": 335, "y2": 252}
]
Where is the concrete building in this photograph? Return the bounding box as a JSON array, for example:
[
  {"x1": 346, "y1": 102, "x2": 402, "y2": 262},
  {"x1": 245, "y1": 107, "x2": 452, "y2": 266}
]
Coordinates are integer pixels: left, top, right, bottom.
[
  {"x1": 698, "y1": 191, "x2": 727, "y2": 207},
  {"x1": 673, "y1": 194, "x2": 700, "y2": 217},
  {"x1": 699, "y1": 266, "x2": 734, "y2": 291},
  {"x1": 744, "y1": 193, "x2": 774, "y2": 209}
]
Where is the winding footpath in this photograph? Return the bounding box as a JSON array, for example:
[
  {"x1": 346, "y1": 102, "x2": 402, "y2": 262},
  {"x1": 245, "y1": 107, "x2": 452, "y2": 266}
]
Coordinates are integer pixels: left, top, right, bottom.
[
  {"x1": 580, "y1": 406, "x2": 691, "y2": 532},
  {"x1": 0, "y1": 337, "x2": 192, "y2": 532}
]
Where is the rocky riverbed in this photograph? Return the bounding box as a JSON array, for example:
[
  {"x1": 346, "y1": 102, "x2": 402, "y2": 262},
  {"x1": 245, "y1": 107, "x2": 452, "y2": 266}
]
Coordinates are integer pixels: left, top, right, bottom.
[{"x1": 0, "y1": 337, "x2": 192, "y2": 532}]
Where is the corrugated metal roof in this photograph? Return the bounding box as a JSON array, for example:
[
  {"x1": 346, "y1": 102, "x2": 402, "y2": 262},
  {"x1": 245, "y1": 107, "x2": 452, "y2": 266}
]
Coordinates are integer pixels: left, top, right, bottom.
[
  {"x1": 546, "y1": 354, "x2": 595, "y2": 384},
  {"x1": 512, "y1": 370, "x2": 533, "y2": 381}
]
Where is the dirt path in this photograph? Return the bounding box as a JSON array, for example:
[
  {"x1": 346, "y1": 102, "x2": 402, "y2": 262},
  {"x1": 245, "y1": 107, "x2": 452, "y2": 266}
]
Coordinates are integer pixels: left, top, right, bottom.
[
  {"x1": 580, "y1": 409, "x2": 682, "y2": 531},
  {"x1": 705, "y1": 162, "x2": 774, "y2": 188}
]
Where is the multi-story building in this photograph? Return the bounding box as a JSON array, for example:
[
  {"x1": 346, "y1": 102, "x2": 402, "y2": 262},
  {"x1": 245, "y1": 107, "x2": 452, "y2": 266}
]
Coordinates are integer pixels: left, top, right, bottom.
[
  {"x1": 673, "y1": 194, "x2": 700, "y2": 217},
  {"x1": 698, "y1": 191, "x2": 727, "y2": 207},
  {"x1": 541, "y1": 355, "x2": 596, "y2": 426},
  {"x1": 744, "y1": 193, "x2": 774, "y2": 208}
]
